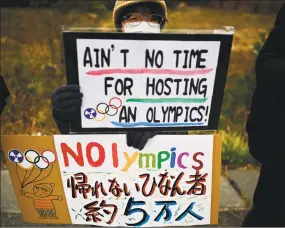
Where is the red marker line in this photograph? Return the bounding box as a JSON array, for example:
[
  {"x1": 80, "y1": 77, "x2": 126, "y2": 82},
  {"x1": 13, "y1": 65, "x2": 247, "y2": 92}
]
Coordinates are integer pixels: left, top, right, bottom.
[{"x1": 86, "y1": 68, "x2": 213, "y2": 76}]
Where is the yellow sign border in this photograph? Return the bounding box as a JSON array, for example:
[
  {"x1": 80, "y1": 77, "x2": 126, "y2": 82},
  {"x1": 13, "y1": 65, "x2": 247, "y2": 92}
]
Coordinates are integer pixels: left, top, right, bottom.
[{"x1": 1, "y1": 134, "x2": 222, "y2": 226}]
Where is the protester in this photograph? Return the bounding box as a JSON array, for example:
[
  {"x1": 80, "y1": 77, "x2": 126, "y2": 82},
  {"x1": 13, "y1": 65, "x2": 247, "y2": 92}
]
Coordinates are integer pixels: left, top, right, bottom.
[
  {"x1": 242, "y1": 3, "x2": 285, "y2": 227},
  {"x1": 51, "y1": 0, "x2": 167, "y2": 150},
  {"x1": 0, "y1": 75, "x2": 10, "y2": 116}
]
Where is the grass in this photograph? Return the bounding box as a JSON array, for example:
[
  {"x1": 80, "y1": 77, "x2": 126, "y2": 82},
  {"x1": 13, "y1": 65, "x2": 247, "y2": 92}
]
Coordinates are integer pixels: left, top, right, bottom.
[
  {"x1": 165, "y1": 6, "x2": 275, "y2": 76},
  {"x1": 220, "y1": 130, "x2": 258, "y2": 166},
  {"x1": 1, "y1": 6, "x2": 275, "y2": 77},
  {"x1": 2, "y1": 5, "x2": 275, "y2": 80}
]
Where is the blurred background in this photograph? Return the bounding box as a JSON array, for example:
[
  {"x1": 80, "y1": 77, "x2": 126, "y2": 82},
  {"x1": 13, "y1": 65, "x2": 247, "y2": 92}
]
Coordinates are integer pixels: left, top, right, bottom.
[
  {"x1": 1, "y1": 1, "x2": 284, "y2": 226},
  {"x1": 1, "y1": 0, "x2": 283, "y2": 167}
]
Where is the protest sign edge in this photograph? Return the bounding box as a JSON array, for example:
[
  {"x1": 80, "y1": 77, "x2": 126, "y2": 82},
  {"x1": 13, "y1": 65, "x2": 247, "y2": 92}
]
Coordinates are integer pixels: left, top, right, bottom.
[{"x1": 62, "y1": 31, "x2": 233, "y2": 133}]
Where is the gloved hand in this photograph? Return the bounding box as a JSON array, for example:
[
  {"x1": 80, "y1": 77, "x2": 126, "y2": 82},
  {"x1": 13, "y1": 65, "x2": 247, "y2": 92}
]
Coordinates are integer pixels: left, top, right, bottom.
[
  {"x1": 126, "y1": 131, "x2": 157, "y2": 150},
  {"x1": 51, "y1": 84, "x2": 83, "y2": 122}
]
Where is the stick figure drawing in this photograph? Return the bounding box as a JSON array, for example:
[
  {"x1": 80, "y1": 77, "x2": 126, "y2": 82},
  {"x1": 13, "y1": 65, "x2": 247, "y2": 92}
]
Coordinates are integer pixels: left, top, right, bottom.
[{"x1": 21, "y1": 183, "x2": 63, "y2": 219}]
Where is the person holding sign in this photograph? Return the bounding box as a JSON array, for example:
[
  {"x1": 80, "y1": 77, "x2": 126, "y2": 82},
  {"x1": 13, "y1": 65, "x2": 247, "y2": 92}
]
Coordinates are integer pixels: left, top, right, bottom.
[
  {"x1": 51, "y1": 0, "x2": 167, "y2": 150},
  {"x1": 243, "y1": 3, "x2": 285, "y2": 227}
]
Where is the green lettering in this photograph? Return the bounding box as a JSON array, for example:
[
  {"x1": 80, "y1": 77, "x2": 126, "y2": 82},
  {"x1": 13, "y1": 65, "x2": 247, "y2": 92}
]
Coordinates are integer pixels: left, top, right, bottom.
[
  {"x1": 158, "y1": 151, "x2": 170, "y2": 169},
  {"x1": 139, "y1": 153, "x2": 156, "y2": 168}
]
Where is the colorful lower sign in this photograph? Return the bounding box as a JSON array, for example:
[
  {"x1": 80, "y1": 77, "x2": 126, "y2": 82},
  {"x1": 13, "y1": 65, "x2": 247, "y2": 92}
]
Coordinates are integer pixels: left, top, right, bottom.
[{"x1": 1, "y1": 134, "x2": 221, "y2": 227}]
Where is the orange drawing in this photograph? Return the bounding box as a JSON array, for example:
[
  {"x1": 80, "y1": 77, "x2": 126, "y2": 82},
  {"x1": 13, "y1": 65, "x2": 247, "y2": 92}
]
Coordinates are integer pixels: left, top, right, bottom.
[{"x1": 21, "y1": 183, "x2": 63, "y2": 219}]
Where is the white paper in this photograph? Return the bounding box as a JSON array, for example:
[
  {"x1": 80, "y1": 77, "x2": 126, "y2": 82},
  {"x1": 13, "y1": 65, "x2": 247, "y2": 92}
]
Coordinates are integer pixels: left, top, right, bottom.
[
  {"x1": 76, "y1": 39, "x2": 220, "y2": 128},
  {"x1": 54, "y1": 134, "x2": 214, "y2": 226}
]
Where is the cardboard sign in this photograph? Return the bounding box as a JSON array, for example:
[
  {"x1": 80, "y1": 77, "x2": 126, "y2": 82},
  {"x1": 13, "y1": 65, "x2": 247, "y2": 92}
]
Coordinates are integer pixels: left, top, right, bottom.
[
  {"x1": 63, "y1": 31, "x2": 233, "y2": 133},
  {"x1": 2, "y1": 134, "x2": 221, "y2": 227}
]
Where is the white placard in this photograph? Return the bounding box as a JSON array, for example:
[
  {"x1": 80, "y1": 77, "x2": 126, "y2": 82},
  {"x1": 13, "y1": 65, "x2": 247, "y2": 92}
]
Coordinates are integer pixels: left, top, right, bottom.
[
  {"x1": 76, "y1": 39, "x2": 220, "y2": 128},
  {"x1": 54, "y1": 134, "x2": 214, "y2": 227}
]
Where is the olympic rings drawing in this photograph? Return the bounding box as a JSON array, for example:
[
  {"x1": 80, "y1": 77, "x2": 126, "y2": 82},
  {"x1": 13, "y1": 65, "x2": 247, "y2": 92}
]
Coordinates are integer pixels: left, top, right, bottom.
[
  {"x1": 94, "y1": 109, "x2": 106, "y2": 122},
  {"x1": 24, "y1": 149, "x2": 56, "y2": 170},
  {"x1": 109, "y1": 97, "x2": 122, "y2": 109},
  {"x1": 18, "y1": 156, "x2": 33, "y2": 169},
  {"x1": 42, "y1": 150, "x2": 56, "y2": 164},
  {"x1": 96, "y1": 97, "x2": 122, "y2": 117},
  {"x1": 84, "y1": 108, "x2": 97, "y2": 119},
  {"x1": 25, "y1": 150, "x2": 40, "y2": 164},
  {"x1": 8, "y1": 149, "x2": 24, "y2": 164},
  {"x1": 84, "y1": 97, "x2": 123, "y2": 121},
  {"x1": 96, "y1": 103, "x2": 118, "y2": 116},
  {"x1": 35, "y1": 156, "x2": 50, "y2": 170}
]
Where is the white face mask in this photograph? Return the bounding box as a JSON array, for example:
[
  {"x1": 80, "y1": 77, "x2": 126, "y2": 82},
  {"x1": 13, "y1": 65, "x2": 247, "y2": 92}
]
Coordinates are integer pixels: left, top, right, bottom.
[{"x1": 123, "y1": 21, "x2": 160, "y2": 33}]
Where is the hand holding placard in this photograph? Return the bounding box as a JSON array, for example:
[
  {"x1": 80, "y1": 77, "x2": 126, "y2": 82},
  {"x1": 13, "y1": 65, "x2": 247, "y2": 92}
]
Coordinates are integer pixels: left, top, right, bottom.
[
  {"x1": 126, "y1": 131, "x2": 156, "y2": 150},
  {"x1": 62, "y1": 32, "x2": 234, "y2": 131},
  {"x1": 51, "y1": 85, "x2": 83, "y2": 122}
]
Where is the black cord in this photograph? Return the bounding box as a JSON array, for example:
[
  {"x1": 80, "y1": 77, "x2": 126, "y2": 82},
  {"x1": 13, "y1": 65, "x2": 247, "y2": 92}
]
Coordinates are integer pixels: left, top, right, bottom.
[{"x1": 23, "y1": 164, "x2": 53, "y2": 188}]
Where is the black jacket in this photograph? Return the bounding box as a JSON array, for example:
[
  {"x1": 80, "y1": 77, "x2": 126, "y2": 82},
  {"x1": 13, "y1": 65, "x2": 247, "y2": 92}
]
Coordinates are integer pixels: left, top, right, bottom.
[
  {"x1": 0, "y1": 75, "x2": 10, "y2": 115},
  {"x1": 244, "y1": 3, "x2": 285, "y2": 226}
]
